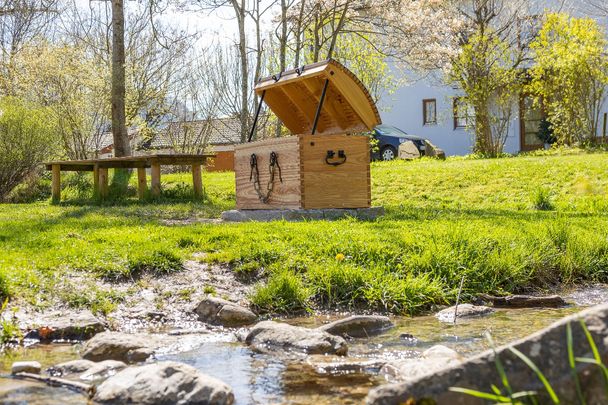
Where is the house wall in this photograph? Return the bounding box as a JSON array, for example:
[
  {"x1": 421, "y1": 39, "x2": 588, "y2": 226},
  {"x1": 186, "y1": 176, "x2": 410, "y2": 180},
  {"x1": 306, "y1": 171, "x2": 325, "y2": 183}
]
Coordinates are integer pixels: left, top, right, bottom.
[{"x1": 378, "y1": 76, "x2": 521, "y2": 156}]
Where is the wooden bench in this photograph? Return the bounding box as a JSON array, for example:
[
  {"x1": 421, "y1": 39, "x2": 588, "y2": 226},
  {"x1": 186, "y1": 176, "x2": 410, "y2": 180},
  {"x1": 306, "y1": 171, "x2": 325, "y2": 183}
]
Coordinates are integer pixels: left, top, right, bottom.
[{"x1": 44, "y1": 154, "x2": 215, "y2": 203}]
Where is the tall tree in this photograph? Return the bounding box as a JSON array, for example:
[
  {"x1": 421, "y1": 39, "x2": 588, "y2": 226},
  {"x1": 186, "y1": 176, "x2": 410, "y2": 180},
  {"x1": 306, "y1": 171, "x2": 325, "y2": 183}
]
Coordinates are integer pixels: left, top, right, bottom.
[{"x1": 111, "y1": 0, "x2": 131, "y2": 157}]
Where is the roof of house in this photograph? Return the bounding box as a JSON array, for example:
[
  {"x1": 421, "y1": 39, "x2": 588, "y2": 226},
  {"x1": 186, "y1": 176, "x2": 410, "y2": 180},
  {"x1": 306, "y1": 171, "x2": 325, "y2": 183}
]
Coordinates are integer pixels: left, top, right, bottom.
[
  {"x1": 146, "y1": 117, "x2": 243, "y2": 149},
  {"x1": 94, "y1": 116, "x2": 247, "y2": 153}
]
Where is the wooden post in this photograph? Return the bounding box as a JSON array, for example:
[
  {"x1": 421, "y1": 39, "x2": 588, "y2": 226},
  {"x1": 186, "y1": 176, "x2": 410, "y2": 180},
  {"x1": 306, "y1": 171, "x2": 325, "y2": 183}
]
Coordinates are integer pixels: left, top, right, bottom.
[
  {"x1": 93, "y1": 164, "x2": 99, "y2": 198},
  {"x1": 51, "y1": 164, "x2": 61, "y2": 203},
  {"x1": 192, "y1": 164, "x2": 202, "y2": 198},
  {"x1": 137, "y1": 167, "x2": 147, "y2": 200},
  {"x1": 99, "y1": 168, "x2": 109, "y2": 199},
  {"x1": 151, "y1": 162, "x2": 161, "y2": 197}
]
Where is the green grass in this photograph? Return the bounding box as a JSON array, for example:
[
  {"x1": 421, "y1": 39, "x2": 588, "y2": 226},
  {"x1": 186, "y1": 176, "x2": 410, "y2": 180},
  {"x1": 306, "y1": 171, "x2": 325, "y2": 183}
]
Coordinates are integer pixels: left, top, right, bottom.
[{"x1": 1, "y1": 152, "x2": 608, "y2": 315}]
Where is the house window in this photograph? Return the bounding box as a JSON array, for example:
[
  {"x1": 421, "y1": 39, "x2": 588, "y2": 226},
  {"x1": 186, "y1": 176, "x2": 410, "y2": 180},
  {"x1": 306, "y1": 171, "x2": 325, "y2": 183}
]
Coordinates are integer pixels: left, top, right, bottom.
[
  {"x1": 453, "y1": 97, "x2": 469, "y2": 129},
  {"x1": 422, "y1": 99, "x2": 437, "y2": 125}
]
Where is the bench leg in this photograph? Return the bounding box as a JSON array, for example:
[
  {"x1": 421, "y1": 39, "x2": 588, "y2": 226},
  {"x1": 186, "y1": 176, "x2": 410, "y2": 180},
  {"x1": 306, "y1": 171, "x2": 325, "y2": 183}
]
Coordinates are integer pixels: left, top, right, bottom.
[
  {"x1": 51, "y1": 164, "x2": 61, "y2": 203},
  {"x1": 192, "y1": 164, "x2": 202, "y2": 198},
  {"x1": 99, "y1": 168, "x2": 109, "y2": 199},
  {"x1": 93, "y1": 164, "x2": 99, "y2": 198},
  {"x1": 137, "y1": 168, "x2": 147, "y2": 200},
  {"x1": 151, "y1": 163, "x2": 161, "y2": 197}
]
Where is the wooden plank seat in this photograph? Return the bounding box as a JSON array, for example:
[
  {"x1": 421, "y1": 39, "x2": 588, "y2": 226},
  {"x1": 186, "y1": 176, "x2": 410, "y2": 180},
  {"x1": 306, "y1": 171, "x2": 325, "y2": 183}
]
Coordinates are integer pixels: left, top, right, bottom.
[{"x1": 44, "y1": 154, "x2": 215, "y2": 203}]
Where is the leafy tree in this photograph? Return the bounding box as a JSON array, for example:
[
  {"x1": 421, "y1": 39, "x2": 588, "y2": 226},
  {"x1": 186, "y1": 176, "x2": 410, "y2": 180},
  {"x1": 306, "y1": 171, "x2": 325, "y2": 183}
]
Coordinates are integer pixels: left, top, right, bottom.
[
  {"x1": 14, "y1": 42, "x2": 109, "y2": 160},
  {"x1": 0, "y1": 97, "x2": 58, "y2": 200},
  {"x1": 528, "y1": 13, "x2": 608, "y2": 145},
  {"x1": 449, "y1": 31, "x2": 521, "y2": 157}
]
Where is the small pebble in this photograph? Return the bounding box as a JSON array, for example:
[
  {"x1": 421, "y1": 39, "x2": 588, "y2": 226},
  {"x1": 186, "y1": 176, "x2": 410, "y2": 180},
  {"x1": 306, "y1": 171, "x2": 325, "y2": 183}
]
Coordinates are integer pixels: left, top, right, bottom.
[{"x1": 11, "y1": 361, "x2": 41, "y2": 375}]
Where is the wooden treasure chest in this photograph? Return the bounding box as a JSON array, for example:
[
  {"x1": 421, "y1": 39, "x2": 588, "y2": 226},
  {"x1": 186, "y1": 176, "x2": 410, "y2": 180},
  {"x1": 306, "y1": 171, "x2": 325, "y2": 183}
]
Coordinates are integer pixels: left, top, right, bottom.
[{"x1": 235, "y1": 59, "x2": 381, "y2": 210}]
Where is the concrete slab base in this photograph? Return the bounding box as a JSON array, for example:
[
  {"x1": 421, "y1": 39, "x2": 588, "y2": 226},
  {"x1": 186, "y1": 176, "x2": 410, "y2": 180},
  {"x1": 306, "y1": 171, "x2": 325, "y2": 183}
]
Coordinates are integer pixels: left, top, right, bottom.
[{"x1": 221, "y1": 207, "x2": 385, "y2": 222}]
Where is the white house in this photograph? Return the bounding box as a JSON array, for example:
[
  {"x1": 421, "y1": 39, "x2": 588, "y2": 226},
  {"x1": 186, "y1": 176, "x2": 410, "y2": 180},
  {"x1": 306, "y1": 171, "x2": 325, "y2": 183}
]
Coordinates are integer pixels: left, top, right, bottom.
[{"x1": 378, "y1": 0, "x2": 608, "y2": 156}]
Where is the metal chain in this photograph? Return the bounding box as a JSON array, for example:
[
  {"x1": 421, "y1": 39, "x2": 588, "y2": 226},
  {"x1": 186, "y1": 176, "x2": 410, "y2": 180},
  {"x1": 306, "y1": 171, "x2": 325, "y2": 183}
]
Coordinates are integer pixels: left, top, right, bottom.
[{"x1": 249, "y1": 152, "x2": 282, "y2": 203}]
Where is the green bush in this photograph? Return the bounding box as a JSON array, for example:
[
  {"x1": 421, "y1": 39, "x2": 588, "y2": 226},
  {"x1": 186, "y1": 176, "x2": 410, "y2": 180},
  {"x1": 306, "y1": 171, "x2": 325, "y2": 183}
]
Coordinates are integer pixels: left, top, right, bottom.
[
  {"x1": 5, "y1": 172, "x2": 51, "y2": 203},
  {"x1": 0, "y1": 97, "x2": 58, "y2": 200}
]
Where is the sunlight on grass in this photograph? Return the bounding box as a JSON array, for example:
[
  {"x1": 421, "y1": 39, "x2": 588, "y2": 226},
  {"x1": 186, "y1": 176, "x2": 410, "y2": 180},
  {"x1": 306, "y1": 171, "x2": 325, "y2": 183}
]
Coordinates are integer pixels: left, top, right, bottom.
[{"x1": 1, "y1": 153, "x2": 608, "y2": 314}]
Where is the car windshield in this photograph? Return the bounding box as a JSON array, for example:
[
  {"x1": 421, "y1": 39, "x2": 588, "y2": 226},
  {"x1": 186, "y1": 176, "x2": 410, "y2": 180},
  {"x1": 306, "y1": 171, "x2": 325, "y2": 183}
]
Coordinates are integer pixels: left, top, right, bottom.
[{"x1": 376, "y1": 125, "x2": 408, "y2": 137}]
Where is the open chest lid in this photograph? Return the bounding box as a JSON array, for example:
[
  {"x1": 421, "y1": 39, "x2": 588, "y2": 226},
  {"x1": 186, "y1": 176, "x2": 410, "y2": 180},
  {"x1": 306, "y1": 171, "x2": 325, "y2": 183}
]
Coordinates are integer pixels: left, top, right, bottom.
[{"x1": 254, "y1": 59, "x2": 381, "y2": 136}]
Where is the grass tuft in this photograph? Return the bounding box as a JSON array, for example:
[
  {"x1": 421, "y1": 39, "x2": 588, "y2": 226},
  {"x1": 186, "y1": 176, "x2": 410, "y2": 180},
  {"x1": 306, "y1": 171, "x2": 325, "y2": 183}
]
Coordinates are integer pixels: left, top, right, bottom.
[
  {"x1": 532, "y1": 187, "x2": 555, "y2": 211},
  {"x1": 251, "y1": 270, "x2": 311, "y2": 313}
]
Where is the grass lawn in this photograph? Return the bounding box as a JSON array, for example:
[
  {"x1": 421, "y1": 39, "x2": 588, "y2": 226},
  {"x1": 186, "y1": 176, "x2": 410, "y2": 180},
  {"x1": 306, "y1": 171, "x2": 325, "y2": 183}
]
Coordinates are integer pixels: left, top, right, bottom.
[{"x1": 2, "y1": 150, "x2": 608, "y2": 315}]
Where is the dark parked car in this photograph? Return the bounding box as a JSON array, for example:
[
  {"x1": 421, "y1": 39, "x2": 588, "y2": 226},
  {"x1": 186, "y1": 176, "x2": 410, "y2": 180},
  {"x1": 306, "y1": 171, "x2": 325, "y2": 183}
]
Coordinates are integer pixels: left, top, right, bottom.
[{"x1": 371, "y1": 125, "x2": 427, "y2": 161}]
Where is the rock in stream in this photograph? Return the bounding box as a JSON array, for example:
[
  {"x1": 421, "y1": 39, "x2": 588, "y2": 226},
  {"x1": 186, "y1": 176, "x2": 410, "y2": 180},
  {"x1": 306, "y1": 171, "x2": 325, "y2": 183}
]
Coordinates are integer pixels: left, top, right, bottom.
[
  {"x1": 48, "y1": 359, "x2": 127, "y2": 381},
  {"x1": 380, "y1": 345, "x2": 463, "y2": 382},
  {"x1": 435, "y1": 304, "x2": 494, "y2": 323},
  {"x1": 11, "y1": 361, "x2": 41, "y2": 375},
  {"x1": 193, "y1": 296, "x2": 257, "y2": 327},
  {"x1": 317, "y1": 315, "x2": 394, "y2": 338},
  {"x1": 479, "y1": 293, "x2": 567, "y2": 308},
  {"x1": 20, "y1": 310, "x2": 105, "y2": 341},
  {"x1": 245, "y1": 320, "x2": 348, "y2": 355},
  {"x1": 81, "y1": 332, "x2": 157, "y2": 363},
  {"x1": 94, "y1": 361, "x2": 234, "y2": 405}
]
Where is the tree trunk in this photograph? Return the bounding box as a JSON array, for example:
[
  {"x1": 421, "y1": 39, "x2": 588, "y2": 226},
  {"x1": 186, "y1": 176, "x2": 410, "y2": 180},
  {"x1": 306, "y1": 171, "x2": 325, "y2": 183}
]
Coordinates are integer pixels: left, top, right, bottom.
[
  {"x1": 294, "y1": 0, "x2": 306, "y2": 67},
  {"x1": 235, "y1": 0, "x2": 249, "y2": 143},
  {"x1": 111, "y1": 0, "x2": 131, "y2": 157},
  {"x1": 474, "y1": 102, "x2": 493, "y2": 156},
  {"x1": 275, "y1": 0, "x2": 288, "y2": 138}
]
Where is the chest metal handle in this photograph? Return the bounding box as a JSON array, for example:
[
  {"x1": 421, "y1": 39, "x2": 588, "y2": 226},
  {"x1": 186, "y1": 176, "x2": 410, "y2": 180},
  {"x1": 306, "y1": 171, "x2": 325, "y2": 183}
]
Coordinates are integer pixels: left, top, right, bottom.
[{"x1": 325, "y1": 150, "x2": 347, "y2": 166}]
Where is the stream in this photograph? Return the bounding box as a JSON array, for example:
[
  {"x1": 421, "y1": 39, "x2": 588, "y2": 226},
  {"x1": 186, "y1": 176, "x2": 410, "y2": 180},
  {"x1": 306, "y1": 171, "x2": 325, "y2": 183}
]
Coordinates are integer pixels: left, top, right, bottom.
[{"x1": 0, "y1": 286, "x2": 605, "y2": 404}]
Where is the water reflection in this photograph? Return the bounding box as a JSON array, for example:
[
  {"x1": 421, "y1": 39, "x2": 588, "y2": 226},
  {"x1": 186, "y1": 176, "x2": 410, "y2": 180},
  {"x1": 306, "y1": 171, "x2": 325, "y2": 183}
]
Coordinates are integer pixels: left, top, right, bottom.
[{"x1": 157, "y1": 342, "x2": 286, "y2": 404}]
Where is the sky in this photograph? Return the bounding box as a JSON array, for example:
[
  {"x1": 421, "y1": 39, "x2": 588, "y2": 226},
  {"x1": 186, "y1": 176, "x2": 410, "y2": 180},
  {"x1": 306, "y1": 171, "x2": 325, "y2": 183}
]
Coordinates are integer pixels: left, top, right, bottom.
[{"x1": 75, "y1": 0, "x2": 276, "y2": 47}]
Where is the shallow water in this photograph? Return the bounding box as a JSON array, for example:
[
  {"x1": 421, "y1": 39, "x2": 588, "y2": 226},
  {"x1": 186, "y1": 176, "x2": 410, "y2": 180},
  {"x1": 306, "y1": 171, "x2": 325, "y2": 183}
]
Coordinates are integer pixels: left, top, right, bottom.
[{"x1": 0, "y1": 287, "x2": 605, "y2": 404}]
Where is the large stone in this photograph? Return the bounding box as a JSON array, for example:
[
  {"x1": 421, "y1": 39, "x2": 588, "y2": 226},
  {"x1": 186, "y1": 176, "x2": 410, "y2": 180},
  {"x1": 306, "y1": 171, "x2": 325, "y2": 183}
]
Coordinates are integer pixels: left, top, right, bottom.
[
  {"x1": 24, "y1": 310, "x2": 105, "y2": 341},
  {"x1": 94, "y1": 361, "x2": 234, "y2": 405},
  {"x1": 380, "y1": 345, "x2": 463, "y2": 383},
  {"x1": 424, "y1": 140, "x2": 446, "y2": 159},
  {"x1": 435, "y1": 304, "x2": 494, "y2": 323},
  {"x1": 194, "y1": 297, "x2": 257, "y2": 327},
  {"x1": 48, "y1": 359, "x2": 96, "y2": 376},
  {"x1": 81, "y1": 332, "x2": 155, "y2": 363},
  {"x1": 367, "y1": 303, "x2": 608, "y2": 405},
  {"x1": 245, "y1": 320, "x2": 348, "y2": 355},
  {"x1": 398, "y1": 141, "x2": 420, "y2": 160},
  {"x1": 317, "y1": 315, "x2": 394, "y2": 338},
  {"x1": 479, "y1": 294, "x2": 567, "y2": 308},
  {"x1": 11, "y1": 361, "x2": 41, "y2": 374}
]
